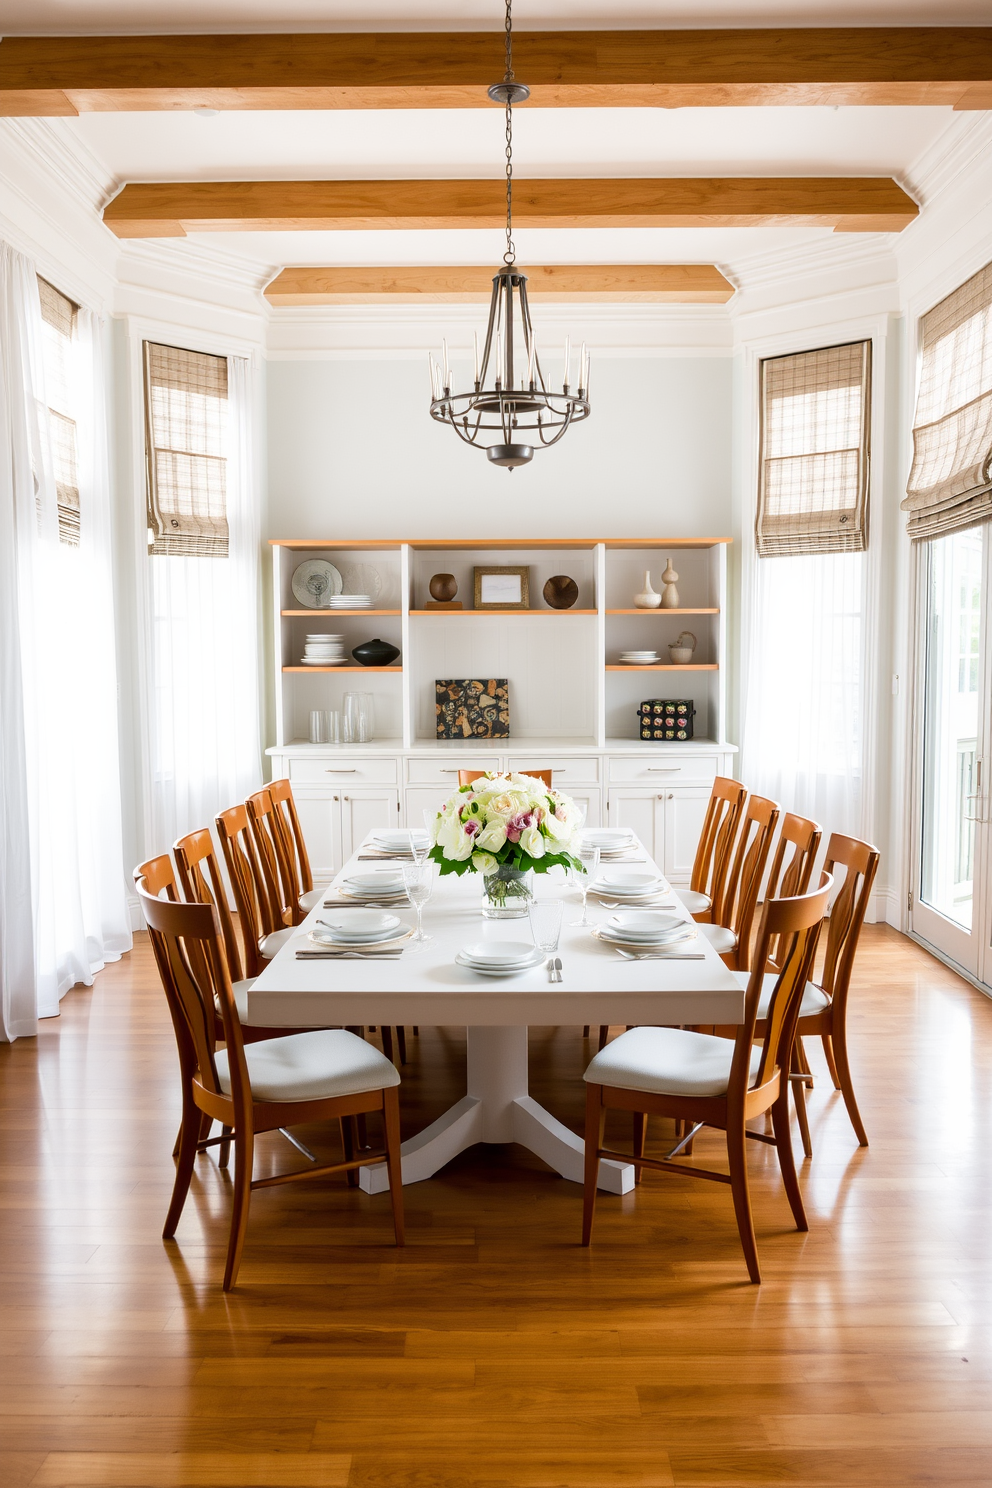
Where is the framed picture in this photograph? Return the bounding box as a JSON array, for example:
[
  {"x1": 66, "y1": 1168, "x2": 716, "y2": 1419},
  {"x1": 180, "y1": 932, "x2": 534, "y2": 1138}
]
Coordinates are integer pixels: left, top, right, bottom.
[
  {"x1": 474, "y1": 565, "x2": 530, "y2": 610},
  {"x1": 435, "y1": 679, "x2": 510, "y2": 739}
]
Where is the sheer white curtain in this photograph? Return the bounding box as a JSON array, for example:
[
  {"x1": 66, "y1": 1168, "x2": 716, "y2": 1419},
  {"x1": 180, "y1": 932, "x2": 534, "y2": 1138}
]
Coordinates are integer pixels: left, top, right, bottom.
[
  {"x1": 145, "y1": 354, "x2": 261, "y2": 850},
  {"x1": 741, "y1": 550, "x2": 867, "y2": 839},
  {"x1": 0, "y1": 241, "x2": 131, "y2": 1041}
]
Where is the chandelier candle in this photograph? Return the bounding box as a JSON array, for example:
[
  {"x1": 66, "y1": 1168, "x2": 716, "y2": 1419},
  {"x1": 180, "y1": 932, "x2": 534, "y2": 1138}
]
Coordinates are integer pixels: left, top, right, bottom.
[{"x1": 427, "y1": 0, "x2": 590, "y2": 469}]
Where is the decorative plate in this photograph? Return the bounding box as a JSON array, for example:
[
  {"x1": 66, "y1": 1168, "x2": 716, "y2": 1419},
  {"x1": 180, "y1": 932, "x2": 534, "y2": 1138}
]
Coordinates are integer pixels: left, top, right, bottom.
[
  {"x1": 292, "y1": 560, "x2": 343, "y2": 608},
  {"x1": 340, "y1": 563, "x2": 382, "y2": 601}
]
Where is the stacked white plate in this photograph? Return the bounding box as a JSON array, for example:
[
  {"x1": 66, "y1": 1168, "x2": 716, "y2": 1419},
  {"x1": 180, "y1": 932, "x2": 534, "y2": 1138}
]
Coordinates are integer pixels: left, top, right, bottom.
[
  {"x1": 581, "y1": 828, "x2": 636, "y2": 859},
  {"x1": 619, "y1": 650, "x2": 661, "y2": 665},
  {"x1": 310, "y1": 909, "x2": 408, "y2": 947},
  {"x1": 455, "y1": 940, "x2": 547, "y2": 977},
  {"x1": 589, "y1": 868, "x2": 670, "y2": 899},
  {"x1": 371, "y1": 828, "x2": 430, "y2": 855},
  {"x1": 301, "y1": 633, "x2": 346, "y2": 665},
  {"x1": 597, "y1": 911, "x2": 697, "y2": 949},
  {"x1": 328, "y1": 594, "x2": 374, "y2": 609},
  {"x1": 338, "y1": 869, "x2": 409, "y2": 902}
]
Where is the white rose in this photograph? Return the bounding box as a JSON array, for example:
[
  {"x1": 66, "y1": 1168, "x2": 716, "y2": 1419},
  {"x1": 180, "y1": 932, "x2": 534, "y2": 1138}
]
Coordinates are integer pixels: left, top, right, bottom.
[
  {"x1": 448, "y1": 824, "x2": 477, "y2": 861},
  {"x1": 541, "y1": 811, "x2": 572, "y2": 842},
  {"x1": 520, "y1": 824, "x2": 545, "y2": 858},
  {"x1": 476, "y1": 821, "x2": 508, "y2": 852},
  {"x1": 471, "y1": 849, "x2": 498, "y2": 875}
]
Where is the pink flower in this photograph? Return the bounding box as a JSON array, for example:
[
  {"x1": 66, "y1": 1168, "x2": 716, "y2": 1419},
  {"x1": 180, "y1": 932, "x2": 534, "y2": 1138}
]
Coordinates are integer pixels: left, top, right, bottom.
[
  {"x1": 464, "y1": 819, "x2": 481, "y2": 838},
  {"x1": 505, "y1": 810, "x2": 535, "y2": 843}
]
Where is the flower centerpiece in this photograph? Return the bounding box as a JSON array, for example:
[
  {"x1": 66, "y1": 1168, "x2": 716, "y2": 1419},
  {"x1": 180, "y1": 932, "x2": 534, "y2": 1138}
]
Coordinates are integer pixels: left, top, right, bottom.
[{"x1": 427, "y1": 771, "x2": 583, "y2": 918}]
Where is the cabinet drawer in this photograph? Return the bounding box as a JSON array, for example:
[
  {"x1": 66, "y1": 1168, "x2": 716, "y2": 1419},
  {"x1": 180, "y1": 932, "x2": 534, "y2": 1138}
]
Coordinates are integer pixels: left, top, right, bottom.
[
  {"x1": 289, "y1": 756, "x2": 398, "y2": 784},
  {"x1": 609, "y1": 755, "x2": 718, "y2": 785},
  {"x1": 506, "y1": 756, "x2": 600, "y2": 785},
  {"x1": 406, "y1": 758, "x2": 497, "y2": 786}
]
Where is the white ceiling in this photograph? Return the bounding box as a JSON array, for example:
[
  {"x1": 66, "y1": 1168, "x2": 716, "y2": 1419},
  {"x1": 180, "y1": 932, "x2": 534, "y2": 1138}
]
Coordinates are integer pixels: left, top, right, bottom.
[{"x1": 4, "y1": 1, "x2": 990, "y2": 30}]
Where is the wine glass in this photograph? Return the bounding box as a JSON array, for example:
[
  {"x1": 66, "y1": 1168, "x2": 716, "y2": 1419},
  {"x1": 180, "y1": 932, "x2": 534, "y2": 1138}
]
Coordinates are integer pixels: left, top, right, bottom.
[
  {"x1": 403, "y1": 860, "x2": 435, "y2": 952},
  {"x1": 569, "y1": 840, "x2": 600, "y2": 927}
]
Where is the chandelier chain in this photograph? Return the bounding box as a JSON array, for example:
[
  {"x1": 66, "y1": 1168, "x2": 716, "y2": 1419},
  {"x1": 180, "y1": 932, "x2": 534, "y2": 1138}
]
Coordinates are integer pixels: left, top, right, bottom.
[{"x1": 503, "y1": 0, "x2": 515, "y2": 266}]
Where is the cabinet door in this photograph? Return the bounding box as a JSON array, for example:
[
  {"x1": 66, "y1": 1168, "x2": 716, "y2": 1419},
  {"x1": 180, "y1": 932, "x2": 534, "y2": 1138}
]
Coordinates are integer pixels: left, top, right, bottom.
[
  {"x1": 663, "y1": 786, "x2": 711, "y2": 885},
  {"x1": 404, "y1": 785, "x2": 453, "y2": 828},
  {"x1": 291, "y1": 787, "x2": 341, "y2": 882},
  {"x1": 340, "y1": 788, "x2": 402, "y2": 861},
  {"x1": 606, "y1": 788, "x2": 666, "y2": 864},
  {"x1": 567, "y1": 786, "x2": 603, "y2": 830}
]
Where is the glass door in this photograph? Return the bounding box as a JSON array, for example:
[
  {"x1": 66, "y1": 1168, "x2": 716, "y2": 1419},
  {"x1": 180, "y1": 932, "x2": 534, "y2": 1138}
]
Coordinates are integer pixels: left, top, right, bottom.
[{"x1": 913, "y1": 527, "x2": 991, "y2": 985}]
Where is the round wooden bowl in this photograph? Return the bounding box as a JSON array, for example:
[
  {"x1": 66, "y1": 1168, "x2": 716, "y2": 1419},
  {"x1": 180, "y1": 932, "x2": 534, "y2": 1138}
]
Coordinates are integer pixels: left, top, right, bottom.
[
  {"x1": 543, "y1": 575, "x2": 579, "y2": 610},
  {"x1": 429, "y1": 573, "x2": 458, "y2": 602}
]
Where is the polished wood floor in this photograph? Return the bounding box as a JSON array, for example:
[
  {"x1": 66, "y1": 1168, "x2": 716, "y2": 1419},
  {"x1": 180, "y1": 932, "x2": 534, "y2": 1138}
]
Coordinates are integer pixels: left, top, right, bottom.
[{"x1": 1, "y1": 925, "x2": 991, "y2": 1487}]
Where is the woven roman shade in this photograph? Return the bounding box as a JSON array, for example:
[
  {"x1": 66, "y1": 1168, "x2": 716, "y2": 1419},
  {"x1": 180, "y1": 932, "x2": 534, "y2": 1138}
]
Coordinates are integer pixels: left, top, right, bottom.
[
  {"x1": 756, "y1": 340, "x2": 871, "y2": 558},
  {"x1": 144, "y1": 341, "x2": 229, "y2": 557},
  {"x1": 38, "y1": 276, "x2": 80, "y2": 546},
  {"x1": 903, "y1": 260, "x2": 992, "y2": 541}
]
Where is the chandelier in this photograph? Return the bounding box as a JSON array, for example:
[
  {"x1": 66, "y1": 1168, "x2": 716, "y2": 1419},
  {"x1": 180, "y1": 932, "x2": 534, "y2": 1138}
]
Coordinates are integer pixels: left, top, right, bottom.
[{"x1": 428, "y1": 0, "x2": 591, "y2": 469}]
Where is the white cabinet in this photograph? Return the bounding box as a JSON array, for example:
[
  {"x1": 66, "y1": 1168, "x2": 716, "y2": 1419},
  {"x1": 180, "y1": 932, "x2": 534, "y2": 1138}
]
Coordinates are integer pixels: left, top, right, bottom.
[
  {"x1": 567, "y1": 785, "x2": 603, "y2": 830},
  {"x1": 606, "y1": 788, "x2": 667, "y2": 865},
  {"x1": 606, "y1": 784, "x2": 709, "y2": 884},
  {"x1": 340, "y1": 788, "x2": 402, "y2": 861},
  {"x1": 286, "y1": 782, "x2": 400, "y2": 879},
  {"x1": 403, "y1": 784, "x2": 452, "y2": 827}
]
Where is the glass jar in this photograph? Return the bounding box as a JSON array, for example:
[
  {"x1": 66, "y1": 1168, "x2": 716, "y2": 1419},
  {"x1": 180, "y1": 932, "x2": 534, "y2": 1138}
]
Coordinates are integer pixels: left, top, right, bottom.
[{"x1": 481, "y1": 863, "x2": 535, "y2": 919}]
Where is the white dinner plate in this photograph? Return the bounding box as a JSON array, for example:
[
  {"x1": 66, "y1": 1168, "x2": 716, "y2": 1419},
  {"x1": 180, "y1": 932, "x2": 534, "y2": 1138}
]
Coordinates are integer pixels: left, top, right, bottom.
[
  {"x1": 455, "y1": 946, "x2": 546, "y2": 976},
  {"x1": 607, "y1": 911, "x2": 688, "y2": 939},
  {"x1": 373, "y1": 831, "x2": 429, "y2": 848},
  {"x1": 345, "y1": 871, "x2": 406, "y2": 892},
  {"x1": 581, "y1": 829, "x2": 633, "y2": 847},
  {"x1": 592, "y1": 870, "x2": 667, "y2": 894},
  {"x1": 318, "y1": 909, "x2": 402, "y2": 936},
  {"x1": 310, "y1": 922, "x2": 410, "y2": 947},
  {"x1": 459, "y1": 940, "x2": 538, "y2": 968},
  {"x1": 597, "y1": 920, "x2": 697, "y2": 946}
]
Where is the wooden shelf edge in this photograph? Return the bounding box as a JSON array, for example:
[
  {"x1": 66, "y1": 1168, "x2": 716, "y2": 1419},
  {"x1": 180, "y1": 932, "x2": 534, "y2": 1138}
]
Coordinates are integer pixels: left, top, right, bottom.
[
  {"x1": 606, "y1": 607, "x2": 720, "y2": 615},
  {"x1": 270, "y1": 537, "x2": 732, "y2": 549},
  {"x1": 605, "y1": 663, "x2": 719, "y2": 671},
  {"x1": 282, "y1": 666, "x2": 404, "y2": 673},
  {"x1": 410, "y1": 607, "x2": 597, "y2": 616},
  {"x1": 281, "y1": 608, "x2": 401, "y2": 616}
]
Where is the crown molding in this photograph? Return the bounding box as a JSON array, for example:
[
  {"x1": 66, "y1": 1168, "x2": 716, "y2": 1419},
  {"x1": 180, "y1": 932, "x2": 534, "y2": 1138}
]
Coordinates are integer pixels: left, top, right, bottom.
[
  {"x1": 902, "y1": 111, "x2": 992, "y2": 209},
  {"x1": 116, "y1": 236, "x2": 272, "y2": 296},
  {"x1": 1, "y1": 118, "x2": 115, "y2": 216}
]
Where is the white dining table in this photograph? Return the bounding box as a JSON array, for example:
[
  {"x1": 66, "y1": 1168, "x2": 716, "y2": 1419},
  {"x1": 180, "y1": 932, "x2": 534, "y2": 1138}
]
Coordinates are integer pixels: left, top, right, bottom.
[{"x1": 249, "y1": 837, "x2": 744, "y2": 1196}]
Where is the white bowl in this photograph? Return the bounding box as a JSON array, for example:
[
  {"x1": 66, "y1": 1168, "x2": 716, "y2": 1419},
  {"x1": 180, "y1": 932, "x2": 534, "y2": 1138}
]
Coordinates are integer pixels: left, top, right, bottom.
[
  {"x1": 344, "y1": 871, "x2": 406, "y2": 892},
  {"x1": 455, "y1": 946, "x2": 545, "y2": 975},
  {"x1": 596, "y1": 870, "x2": 664, "y2": 892},
  {"x1": 319, "y1": 909, "x2": 401, "y2": 936},
  {"x1": 608, "y1": 911, "x2": 687, "y2": 937},
  {"x1": 459, "y1": 940, "x2": 537, "y2": 968}
]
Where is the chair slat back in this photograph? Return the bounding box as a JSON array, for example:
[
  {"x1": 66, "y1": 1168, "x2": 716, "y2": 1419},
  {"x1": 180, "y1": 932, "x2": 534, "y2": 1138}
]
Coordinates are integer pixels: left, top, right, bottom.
[
  {"x1": 268, "y1": 778, "x2": 313, "y2": 897},
  {"x1": 246, "y1": 787, "x2": 295, "y2": 929},
  {"x1": 137, "y1": 879, "x2": 249, "y2": 1109},
  {"x1": 458, "y1": 768, "x2": 553, "y2": 789},
  {"x1": 764, "y1": 812, "x2": 822, "y2": 970},
  {"x1": 215, "y1": 804, "x2": 276, "y2": 978},
  {"x1": 716, "y1": 793, "x2": 780, "y2": 968},
  {"x1": 690, "y1": 776, "x2": 747, "y2": 906},
  {"x1": 820, "y1": 833, "x2": 881, "y2": 1012},
  {"x1": 134, "y1": 854, "x2": 178, "y2": 900},
  {"x1": 174, "y1": 827, "x2": 244, "y2": 983},
  {"x1": 740, "y1": 873, "x2": 832, "y2": 1093}
]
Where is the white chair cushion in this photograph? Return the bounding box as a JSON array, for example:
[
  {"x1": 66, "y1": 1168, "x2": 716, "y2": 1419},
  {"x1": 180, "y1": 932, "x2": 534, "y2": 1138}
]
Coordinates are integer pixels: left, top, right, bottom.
[
  {"x1": 680, "y1": 888, "x2": 711, "y2": 916},
  {"x1": 585, "y1": 1025, "x2": 762, "y2": 1099},
  {"x1": 299, "y1": 887, "x2": 322, "y2": 913},
  {"x1": 700, "y1": 922, "x2": 737, "y2": 954},
  {"x1": 731, "y1": 970, "x2": 831, "y2": 1020},
  {"x1": 215, "y1": 1028, "x2": 400, "y2": 1104},
  {"x1": 259, "y1": 927, "x2": 293, "y2": 960}
]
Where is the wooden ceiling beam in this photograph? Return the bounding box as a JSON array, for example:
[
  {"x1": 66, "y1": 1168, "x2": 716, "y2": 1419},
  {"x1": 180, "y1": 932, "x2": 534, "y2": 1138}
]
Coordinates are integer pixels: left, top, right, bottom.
[
  {"x1": 102, "y1": 178, "x2": 918, "y2": 238},
  {"x1": 263, "y1": 264, "x2": 736, "y2": 305},
  {"x1": 1, "y1": 30, "x2": 991, "y2": 115}
]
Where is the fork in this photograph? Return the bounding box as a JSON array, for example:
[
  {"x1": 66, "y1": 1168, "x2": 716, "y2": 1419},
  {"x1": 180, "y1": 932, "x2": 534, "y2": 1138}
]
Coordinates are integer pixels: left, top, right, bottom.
[{"x1": 614, "y1": 947, "x2": 703, "y2": 961}]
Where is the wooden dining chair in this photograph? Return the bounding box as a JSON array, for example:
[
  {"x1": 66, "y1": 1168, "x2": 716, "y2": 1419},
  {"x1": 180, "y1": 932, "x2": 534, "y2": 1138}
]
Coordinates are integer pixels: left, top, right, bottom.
[
  {"x1": 137, "y1": 877, "x2": 405, "y2": 1290},
  {"x1": 458, "y1": 767, "x2": 553, "y2": 789},
  {"x1": 268, "y1": 778, "x2": 321, "y2": 920},
  {"x1": 216, "y1": 804, "x2": 293, "y2": 978},
  {"x1": 730, "y1": 832, "x2": 880, "y2": 1157},
  {"x1": 698, "y1": 794, "x2": 781, "y2": 972},
  {"x1": 763, "y1": 813, "x2": 822, "y2": 973},
  {"x1": 681, "y1": 776, "x2": 747, "y2": 922},
  {"x1": 246, "y1": 786, "x2": 299, "y2": 929},
  {"x1": 581, "y1": 873, "x2": 832, "y2": 1282}
]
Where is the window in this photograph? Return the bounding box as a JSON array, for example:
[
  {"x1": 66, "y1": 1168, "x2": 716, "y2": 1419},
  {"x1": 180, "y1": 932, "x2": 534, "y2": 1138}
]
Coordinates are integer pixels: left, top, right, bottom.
[
  {"x1": 143, "y1": 341, "x2": 229, "y2": 557},
  {"x1": 38, "y1": 277, "x2": 80, "y2": 546},
  {"x1": 756, "y1": 340, "x2": 871, "y2": 557},
  {"x1": 903, "y1": 259, "x2": 992, "y2": 541}
]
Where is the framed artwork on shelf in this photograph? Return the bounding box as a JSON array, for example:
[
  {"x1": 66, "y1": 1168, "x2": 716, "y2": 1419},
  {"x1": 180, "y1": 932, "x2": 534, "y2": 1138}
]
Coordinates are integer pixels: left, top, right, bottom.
[
  {"x1": 436, "y1": 679, "x2": 510, "y2": 739},
  {"x1": 473, "y1": 566, "x2": 530, "y2": 610}
]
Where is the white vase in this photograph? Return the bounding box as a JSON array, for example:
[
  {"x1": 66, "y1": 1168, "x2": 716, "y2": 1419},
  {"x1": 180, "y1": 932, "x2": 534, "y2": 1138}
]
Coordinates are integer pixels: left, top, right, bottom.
[
  {"x1": 634, "y1": 570, "x2": 661, "y2": 609},
  {"x1": 660, "y1": 558, "x2": 680, "y2": 609}
]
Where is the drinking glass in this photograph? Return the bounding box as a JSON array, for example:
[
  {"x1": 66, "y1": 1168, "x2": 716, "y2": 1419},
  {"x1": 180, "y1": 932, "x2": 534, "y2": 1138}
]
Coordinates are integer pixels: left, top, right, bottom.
[
  {"x1": 402, "y1": 859, "x2": 435, "y2": 951},
  {"x1": 529, "y1": 900, "x2": 563, "y2": 959},
  {"x1": 570, "y1": 841, "x2": 601, "y2": 927},
  {"x1": 308, "y1": 709, "x2": 329, "y2": 744},
  {"x1": 343, "y1": 692, "x2": 373, "y2": 743},
  {"x1": 326, "y1": 709, "x2": 342, "y2": 744}
]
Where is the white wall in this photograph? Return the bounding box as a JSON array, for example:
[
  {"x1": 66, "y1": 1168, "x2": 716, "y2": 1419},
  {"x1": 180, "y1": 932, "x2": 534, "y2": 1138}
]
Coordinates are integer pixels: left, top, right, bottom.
[{"x1": 264, "y1": 354, "x2": 734, "y2": 542}]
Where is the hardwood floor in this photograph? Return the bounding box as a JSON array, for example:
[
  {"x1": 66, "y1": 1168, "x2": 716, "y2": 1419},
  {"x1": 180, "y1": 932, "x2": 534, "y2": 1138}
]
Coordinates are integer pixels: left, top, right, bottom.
[{"x1": 1, "y1": 925, "x2": 991, "y2": 1486}]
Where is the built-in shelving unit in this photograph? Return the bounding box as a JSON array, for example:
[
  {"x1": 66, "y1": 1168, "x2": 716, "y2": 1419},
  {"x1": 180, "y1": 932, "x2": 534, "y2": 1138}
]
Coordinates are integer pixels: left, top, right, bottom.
[{"x1": 270, "y1": 538, "x2": 729, "y2": 750}]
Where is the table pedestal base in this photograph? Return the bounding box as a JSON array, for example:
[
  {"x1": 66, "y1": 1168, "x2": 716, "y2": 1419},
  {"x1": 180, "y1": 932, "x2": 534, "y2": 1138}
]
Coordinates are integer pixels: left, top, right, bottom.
[{"x1": 359, "y1": 1025, "x2": 634, "y2": 1195}]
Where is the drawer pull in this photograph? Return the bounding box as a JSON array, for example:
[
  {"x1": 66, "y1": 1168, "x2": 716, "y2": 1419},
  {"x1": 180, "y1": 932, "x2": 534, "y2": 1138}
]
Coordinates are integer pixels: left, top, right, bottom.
[
  {"x1": 647, "y1": 767, "x2": 681, "y2": 773},
  {"x1": 325, "y1": 768, "x2": 357, "y2": 773}
]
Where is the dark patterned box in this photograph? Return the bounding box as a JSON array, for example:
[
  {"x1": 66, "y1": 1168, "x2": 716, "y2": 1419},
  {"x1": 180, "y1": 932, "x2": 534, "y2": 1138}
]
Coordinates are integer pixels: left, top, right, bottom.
[
  {"x1": 436, "y1": 679, "x2": 510, "y2": 739},
  {"x1": 638, "y1": 698, "x2": 695, "y2": 742}
]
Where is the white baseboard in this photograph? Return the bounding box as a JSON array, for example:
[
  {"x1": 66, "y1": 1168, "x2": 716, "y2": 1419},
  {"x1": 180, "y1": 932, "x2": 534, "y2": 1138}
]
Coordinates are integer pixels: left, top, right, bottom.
[
  {"x1": 867, "y1": 884, "x2": 904, "y2": 930},
  {"x1": 127, "y1": 891, "x2": 145, "y2": 932}
]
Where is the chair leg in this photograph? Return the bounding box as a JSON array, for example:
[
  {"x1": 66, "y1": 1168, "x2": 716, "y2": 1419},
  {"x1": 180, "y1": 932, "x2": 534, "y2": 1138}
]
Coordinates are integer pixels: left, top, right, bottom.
[
  {"x1": 163, "y1": 1100, "x2": 201, "y2": 1239},
  {"x1": 218, "y1": 1124, "x2": 233, "y2": 1169},
  {"x1": 223, "y1": 1124, "x2": 254, "y2": 1292},
  {"x1": 356, "y1": 1113, "x2": 369, "y2": 1149},
  {"x1": 382, "y1": 1087, "x2": 405, "y2": 1247},
  {"x1": 341, "y1": 1116, "x2": 358, "y2": 1187},
  {"x1": 396, "y1": 1026, "x2": 408, "y2": 1064},
  {"x1": 791, "y1": 1072, "x2": 813, "y2": 1159},
  {"x1": 632, "y1": 1111, "x2": 647, "y2": 1185},
  {"x1": 772, "y1": 1087, "x2": 809, "y2": 1233},
  {"x1": 831, "y1": 1022, "x2": 869, "y2": 1147},
  {"x1": 597, "y1": 1025, "x2": 610, "y2": 1051},
  {"x1": 582, "y1": 1084, "x2": 607, "y2": 1246},
  {"x1": 821, "y1": 1032, "x2": 842, "y2": 1090},
  {"x1": 380, "y1": 1026, "x2": 395, "y2": 1064},
  {"x1": 794, "y1": 1036, "x2": 814, "y2": 1086},
  {"x1": 412, "y1": 1027, "x2": 419, "y2": 1036},
  {"x1": 726, "y1": 1118, "x2": 760, "y2": 1284}
]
